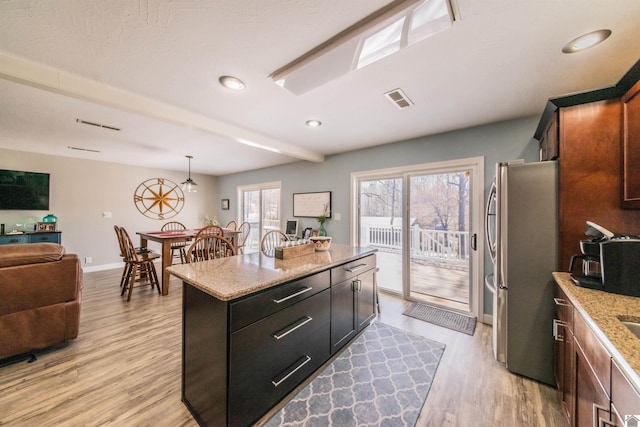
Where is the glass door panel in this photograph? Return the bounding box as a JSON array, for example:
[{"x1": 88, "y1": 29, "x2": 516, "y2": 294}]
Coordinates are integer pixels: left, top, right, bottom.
[
  {"x1": 408, "y1": 171, "x2": 470, "y2": 310},
  {"x1": 240, "y1": 185, "x2": 281, "y2": 253},
  {"x1": 358, "y1": 177, "x2": 403, "y2": 294}
]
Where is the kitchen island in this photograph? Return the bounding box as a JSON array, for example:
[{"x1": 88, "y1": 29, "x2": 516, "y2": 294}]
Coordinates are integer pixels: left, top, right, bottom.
[{"x1": 167, "y1": 244, "x2": 377, "y2": 427}]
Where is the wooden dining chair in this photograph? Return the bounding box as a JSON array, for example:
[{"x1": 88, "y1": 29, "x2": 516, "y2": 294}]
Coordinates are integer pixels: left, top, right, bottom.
[
  {"x1": 195, "y1": 225, "x2": 224, "y2": 239},
  {"x1": 186, "y1": 235, "x2": 236, "y2": 263},
  {"x1": 114, "y1": 225, "x2": 155, "y2": 288},
  {"x1": 114, "y1": 225, "x2": 130, "y2": 288},
  {"x1": 161, "y1": 221, "x2": 189, "y2": 264},
  {"x1": 225, "y1": 220, "x2": 237, "y2": 230},
  {"x1": 118, "y1": 226, "x2": 161, "y2": 302},
  {"x1": 261, "y1": 230, "x2": 290, "y2": 256},
  {"x1": 236, "y1": 221, "x2": 251, "y2": 254}
]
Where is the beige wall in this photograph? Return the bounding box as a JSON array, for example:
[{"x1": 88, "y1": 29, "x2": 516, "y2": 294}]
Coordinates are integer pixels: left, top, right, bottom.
[{"x1": 0, "y1": 148, "x2": 218, "y2": 271}]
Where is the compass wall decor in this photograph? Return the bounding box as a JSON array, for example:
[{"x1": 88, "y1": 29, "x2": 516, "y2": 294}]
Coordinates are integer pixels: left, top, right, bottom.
[{"x1": 134, "y1": 178, "x2": 185, "y2": 219}]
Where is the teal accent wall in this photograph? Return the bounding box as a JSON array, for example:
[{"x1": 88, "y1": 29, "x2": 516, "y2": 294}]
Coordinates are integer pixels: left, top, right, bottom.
[{"x1": 217, "y1": 115, "x2": 542, "y2": 315}]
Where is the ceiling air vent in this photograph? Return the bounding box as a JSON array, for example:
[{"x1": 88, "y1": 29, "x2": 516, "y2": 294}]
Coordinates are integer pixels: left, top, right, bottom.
[
  {"x1": 76, "y1": 118, "x2": 121, "y2": 131},
  {"x1": 384, "y1": 89, "x2": 413, "y2": 109}
]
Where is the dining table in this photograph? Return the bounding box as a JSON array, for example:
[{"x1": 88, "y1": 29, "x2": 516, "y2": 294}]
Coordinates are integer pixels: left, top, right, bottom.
[{"x1": 136, "y1": 228, "x2": 241, "y2": 296}]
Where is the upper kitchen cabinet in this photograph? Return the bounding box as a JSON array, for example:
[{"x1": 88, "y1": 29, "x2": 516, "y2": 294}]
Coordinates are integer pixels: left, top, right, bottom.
[
  {"x1": 539, "y1": 110, "x2": 559, "y2": 161},
  {"x1": 622, "y1": 80, "x2": 640, "y2": 209},
  {"x1": 534, "y1": 58, "x2": 640, "y2": 270}
]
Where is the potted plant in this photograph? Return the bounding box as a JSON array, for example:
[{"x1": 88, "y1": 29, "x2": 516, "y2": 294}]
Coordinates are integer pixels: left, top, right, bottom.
[{"x1": 316, "y1": 204, "x2": 330, "y2": 236}]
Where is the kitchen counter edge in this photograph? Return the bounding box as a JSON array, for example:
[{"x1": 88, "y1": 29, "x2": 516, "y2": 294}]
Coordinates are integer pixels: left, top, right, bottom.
[{"x1": 167, "y1": 244, "x2": 377, "y2": 301}]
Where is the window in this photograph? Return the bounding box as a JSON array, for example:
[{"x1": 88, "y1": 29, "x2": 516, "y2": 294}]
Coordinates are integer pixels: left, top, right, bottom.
[{"x1": 237, "y1": 182, "x2": 281, "y2": 253}]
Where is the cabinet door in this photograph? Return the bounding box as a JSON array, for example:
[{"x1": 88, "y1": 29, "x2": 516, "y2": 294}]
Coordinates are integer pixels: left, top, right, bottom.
[
  {"x1": 622, "y1": 80, "x2": 640, "y2": 209},
  {"x1": 330, "y1": 279, "x2": 357, "y2": 353},
  {"x1": 611, "y1": 359, "x2": 640, "y2": 425},
  {"x1": 574, "y1": 341, "x2": 611, "y2": 427},
  {"x1": 356, "y1": 268, "x2": 376, "y2": 330}
]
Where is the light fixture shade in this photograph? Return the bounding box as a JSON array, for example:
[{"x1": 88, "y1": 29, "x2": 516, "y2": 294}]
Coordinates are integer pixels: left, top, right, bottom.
[
  {"x1": 182, "y1": 155, "x2": 198, "y2": 192},
  {"x1": 562, "y1": 29, "x2": 612, "y2": 53},
  {"x1": 182, "y1": 178, "x2": 197, "y2": 193}
]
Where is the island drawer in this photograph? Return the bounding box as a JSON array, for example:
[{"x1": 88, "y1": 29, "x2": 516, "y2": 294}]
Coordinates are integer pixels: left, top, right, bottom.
[
  {"x1": 229, "y1": 289, "x2": 330, "y2": 427},
  {"x1": 331, "y1": 254, "x2": 376, "y2": 285},
  {"x1": 230, "y1": 269, "x2": 330, "y2": 331}
]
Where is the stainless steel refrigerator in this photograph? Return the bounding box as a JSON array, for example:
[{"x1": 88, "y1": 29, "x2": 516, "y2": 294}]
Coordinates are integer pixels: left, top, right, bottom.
[{"x1": 485, "y1": 160, "x2": 558, "y2": 385}]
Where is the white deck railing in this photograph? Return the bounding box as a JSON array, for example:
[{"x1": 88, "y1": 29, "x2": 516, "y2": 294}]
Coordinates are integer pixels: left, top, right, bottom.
[{"x1": 363, "y1": 226, "x2": 469, "y2": 264}]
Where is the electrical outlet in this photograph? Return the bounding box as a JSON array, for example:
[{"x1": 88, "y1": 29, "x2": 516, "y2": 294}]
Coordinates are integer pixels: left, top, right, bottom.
[
  {"x1": 85, "y1": 257, "x2": 92, "y2": 264},
  {"x1": 335, "y1": 213, "x2": 341, "y2": 221},
  {"x1": 102, "y1": 212, "x2": 112, "y2": 218}
]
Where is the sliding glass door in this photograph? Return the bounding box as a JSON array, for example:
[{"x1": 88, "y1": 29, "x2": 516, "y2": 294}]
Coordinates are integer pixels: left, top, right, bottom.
[
  {"x1": 238, "y1": 182, "x2": 281, "y2": 253},
  {"x1": 353, "y1": 158, "x2": 482, "y2": 316}
]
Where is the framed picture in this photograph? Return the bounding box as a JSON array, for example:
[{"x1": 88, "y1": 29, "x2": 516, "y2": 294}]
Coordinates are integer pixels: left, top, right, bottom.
[
  {"x1": 221, "y1": 199, "x2": 229, "y2": 210},
  {"x1": 302, "y1": 227, "x2": 313, "y2": 239},
  {"x1": 311, "y1": 229, "x2": 320, "y2": 237},
  {"x1": 293, "y1": 191, "x2": 331, "y2": 218},
  {"x1": 36, "y1": 222, "x2": 57, "y2": 232}
]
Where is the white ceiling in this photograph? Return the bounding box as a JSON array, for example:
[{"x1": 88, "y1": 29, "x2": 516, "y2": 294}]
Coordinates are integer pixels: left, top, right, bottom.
[{"x1": 0, "y1": 0, "x2": 639, "y2": 176}]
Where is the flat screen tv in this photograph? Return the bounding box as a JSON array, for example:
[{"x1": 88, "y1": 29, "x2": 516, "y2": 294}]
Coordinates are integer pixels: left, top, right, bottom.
[{"x1": 0, "y1": 169, "x2": 50, "y2": 210}]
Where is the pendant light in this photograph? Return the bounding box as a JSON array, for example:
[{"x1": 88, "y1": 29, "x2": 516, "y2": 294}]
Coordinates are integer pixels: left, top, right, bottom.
[{"x1": 181, "y1": 155, "x2": 198, "y2": 193}]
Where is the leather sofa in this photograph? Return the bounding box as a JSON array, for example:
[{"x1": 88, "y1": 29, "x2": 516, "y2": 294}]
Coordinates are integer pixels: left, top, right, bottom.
[{"x1": 0, "y1": 242, "x2": 82, "y2": 360}]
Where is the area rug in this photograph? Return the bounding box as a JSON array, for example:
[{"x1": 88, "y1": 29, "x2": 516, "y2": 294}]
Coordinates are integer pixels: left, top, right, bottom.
[
  {"x1": 403, "y1": 303, "x2": 476, "y2": 336},
  {"x1": 264, "y1": 322, "x2": 445, "y2": 427}
]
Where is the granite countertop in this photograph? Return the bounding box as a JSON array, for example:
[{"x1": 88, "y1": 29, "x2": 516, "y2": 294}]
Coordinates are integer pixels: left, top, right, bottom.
[
  {"x1": 553, "y1": 272, "x2": 640, "y2": 392},
  {"x1": 167, "y1": 244, "x2": 377, "y2": 301}
]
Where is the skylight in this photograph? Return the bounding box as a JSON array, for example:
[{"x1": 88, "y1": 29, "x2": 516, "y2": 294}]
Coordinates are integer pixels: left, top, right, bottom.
[{"x1": 270, "y1": 0, "x2": 454, "y2": 95}]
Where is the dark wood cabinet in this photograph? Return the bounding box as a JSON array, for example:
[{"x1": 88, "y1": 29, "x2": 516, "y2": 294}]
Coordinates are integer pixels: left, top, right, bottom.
[
  {"x1": 622, "y1": 80, "x2": 640, "y2": 209},
  {"x1": 611, "y1": 358, "x2": 640, "y2": 426},
  {"x1": 539, "y1": 110, "x2": 559, "y2": 161},
  {"x1": 556, "y1": 99, "x2": 640, "y2": 271},
  {"x1": 573, "y1": 312, "x2": 612, "y2": 427},
  {"x1": 182, "y1": 253, "x2": 377, "y2": 427},
  {"x1": 574, "y1": 341, "x2": 611, "y2": 427},
  {"x1": 553, "y1": 285, "x2": 574, "y2": 424},
  {"x1": 330, "y1": 255, "x2": 376, "y2": 354}
]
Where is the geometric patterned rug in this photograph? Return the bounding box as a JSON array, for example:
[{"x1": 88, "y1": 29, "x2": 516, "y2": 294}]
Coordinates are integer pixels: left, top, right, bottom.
[
  {"x1": 263, "y1": 322, "x2": 445, "y2": 427},
  {"x1": 403, "y1": 303, "x2": 477, "y2": 336}
]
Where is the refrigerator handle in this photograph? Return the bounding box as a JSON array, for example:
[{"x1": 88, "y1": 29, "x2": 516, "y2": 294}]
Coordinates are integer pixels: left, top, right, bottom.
[
  {"x1": 495, "y1": 163, "x2": 507, "y2": 290},
  {"x1": 471, "y1": 233, "x2": 477, "y2": 251}
]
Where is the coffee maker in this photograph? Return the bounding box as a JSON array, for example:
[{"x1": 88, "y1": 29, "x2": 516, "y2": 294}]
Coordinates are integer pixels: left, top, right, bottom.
[{"x1": 570, "y1": 221, "x2": 640, "y2": 297}]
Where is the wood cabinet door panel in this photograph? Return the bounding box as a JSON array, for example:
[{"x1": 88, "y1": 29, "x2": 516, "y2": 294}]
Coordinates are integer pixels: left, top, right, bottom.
[
  {"x1": 622, "y1": 80, "x2": 640, "y2": 208},
  {"x1": 575, "y1": 312, "x2": 611, "y2": 396},
  {"x1": 575, "y1": 342, "x2": 611, "y2": 427},
  {"x1": 330, "y1": 279, "x2": 357, "y2": 352},
  {"x1": 611, "y1": 359, "x2": 640, "y2": 421}
]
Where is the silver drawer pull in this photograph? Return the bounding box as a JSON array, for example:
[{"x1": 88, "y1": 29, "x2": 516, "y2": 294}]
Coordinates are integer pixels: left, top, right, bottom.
[
  {"x1": 553, "y1": 297, "x2": 571, "y2": 307},
  {"x1": 345, "y1": 263, "x2": 367, "y2": 273},
  {"x1": 271, "y1": 355, "x2": 312, "y2": 387},
  {"x1": 273, "y1": 316, "x2": 313, "y2": 340},
  {"x1": 272, "y1": 287, "x2": 313, "y2": 304}
]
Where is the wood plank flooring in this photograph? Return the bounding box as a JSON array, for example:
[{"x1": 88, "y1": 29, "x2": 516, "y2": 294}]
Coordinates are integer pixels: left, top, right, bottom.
[{"x1": 0, "y1": 268, "x2": 566, "y2": 426}]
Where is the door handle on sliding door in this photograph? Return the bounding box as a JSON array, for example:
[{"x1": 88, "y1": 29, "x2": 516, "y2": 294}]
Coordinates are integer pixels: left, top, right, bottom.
[{"x1": 471, "y1": 233, "x2": 477, "y2": 251}]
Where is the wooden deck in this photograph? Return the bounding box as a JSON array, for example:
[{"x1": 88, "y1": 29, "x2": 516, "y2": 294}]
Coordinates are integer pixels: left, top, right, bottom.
[{"x1": 376, "y1": 249, "x2": 469, "y2": 308}]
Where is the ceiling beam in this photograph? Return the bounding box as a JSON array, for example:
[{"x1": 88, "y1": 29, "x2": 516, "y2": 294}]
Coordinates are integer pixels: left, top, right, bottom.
[{"x1": 0, "y1": 52, "x2": 325, "y2": 163}]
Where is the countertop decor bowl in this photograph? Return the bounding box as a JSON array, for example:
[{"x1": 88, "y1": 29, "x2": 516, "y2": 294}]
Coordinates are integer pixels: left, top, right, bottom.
[{"x1": 310, "y1": 236, "x2": 332, "y2": 251}]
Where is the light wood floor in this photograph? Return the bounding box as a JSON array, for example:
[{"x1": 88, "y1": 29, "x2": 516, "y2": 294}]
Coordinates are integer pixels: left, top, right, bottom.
[{"x1": 0, "y1": 268, "x2": 567, "y2": 426}]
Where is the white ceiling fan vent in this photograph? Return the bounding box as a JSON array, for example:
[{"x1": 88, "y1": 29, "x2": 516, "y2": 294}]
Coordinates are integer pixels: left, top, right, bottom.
[
  {"x1": 76, "y1": 118, "x2": 121, "y2": 132},
  {"x1": 384, "y1": 89, "x2": 413, "y2": 109}
]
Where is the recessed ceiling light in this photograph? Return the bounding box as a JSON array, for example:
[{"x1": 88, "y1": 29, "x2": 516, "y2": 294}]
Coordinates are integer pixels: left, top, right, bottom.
[
  {"x1": 306, "y1": 119, "x2": 322, "y2": 128},
  {"x1": 219, "y1": 75, "x2": 246, "y2": 91},
  {"x1": 562, "y1": 29, "x2": 612, "y2": 53}
]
